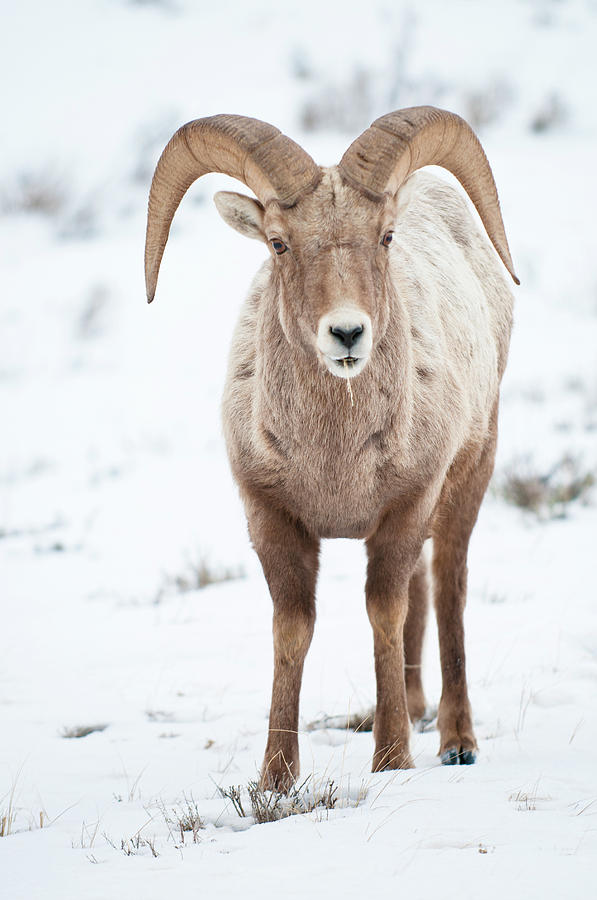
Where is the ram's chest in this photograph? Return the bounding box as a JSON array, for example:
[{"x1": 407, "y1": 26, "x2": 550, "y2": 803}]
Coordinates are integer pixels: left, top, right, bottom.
[{"x1": 250, "y1": 421, "x2": 399, "y2": 539}]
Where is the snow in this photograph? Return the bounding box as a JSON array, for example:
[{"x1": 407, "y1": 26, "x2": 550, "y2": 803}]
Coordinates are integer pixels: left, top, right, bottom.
[{"x1": 1, "y1": 0, "x2": 596, "y2": 897}]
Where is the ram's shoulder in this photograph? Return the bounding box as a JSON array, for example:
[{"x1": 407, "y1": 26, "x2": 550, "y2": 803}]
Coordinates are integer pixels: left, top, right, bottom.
[{"x1": 400, "y1": 171, "x2": 475, "y2": 234}]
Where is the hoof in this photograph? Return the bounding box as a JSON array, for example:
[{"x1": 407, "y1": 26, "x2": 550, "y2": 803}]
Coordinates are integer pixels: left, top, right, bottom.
[
  {"x1": 459, "y1": 749, "x2": 476, "y2": 765},
  {"x1": 260, "y1": 748, "x2": 298, "y2": 793},
  {"x1": 440, "y1": 747, "x2": 477, "y2": 766},
  {"x1": 440, "y1": 747, "x2": 459, "y2": 766},
  {"x1": 413, "y1": 706, "x2": 438, "y2": 734},
  {"x1": 372, "y1": 743, "x2": 414, "y2": 772}
]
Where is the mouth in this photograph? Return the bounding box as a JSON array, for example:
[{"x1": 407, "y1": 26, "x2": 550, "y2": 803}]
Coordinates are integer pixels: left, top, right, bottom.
[
  {"x1": 324, "y1": 354, "x2": 368, "y2": 379},
  {"x1": 335, "y1": 355, "x2": 359, "y2": 370}
]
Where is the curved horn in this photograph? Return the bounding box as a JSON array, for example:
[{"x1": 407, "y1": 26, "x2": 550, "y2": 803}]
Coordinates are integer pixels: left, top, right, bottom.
[
  {"x1": 145, "y1": 115, "x2": 321, "y2": 302},
  {"x1": 338, "y1": 106, "x2": 519, "y2": 285}
]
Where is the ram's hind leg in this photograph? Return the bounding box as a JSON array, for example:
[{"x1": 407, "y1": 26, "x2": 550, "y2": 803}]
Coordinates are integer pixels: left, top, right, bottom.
[
  {"x1": 404, "y1": 552, "x2": 429, "y2": 725},
  {"x1": 244, "y1": 492, "x2": 319, "y2": 792},
  {"x1": 432, "y1": 426, "x2": 497, "y2": 765}
]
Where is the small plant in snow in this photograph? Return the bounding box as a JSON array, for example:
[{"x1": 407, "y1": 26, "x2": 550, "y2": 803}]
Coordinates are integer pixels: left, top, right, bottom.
[
  {"x1": 509, "y1": 780, "x2": 551, "y2": 812},
  {"x1": 461, "y1": 78, "x2": 514, "y2": 132},
  {"x1": 297, "y1": 12, "x2": 441, "y2": 135},
  {"x1": 104, "y1": 831, "x2": 159, "y2": 858},
  {"x1": 60, "y1": 723, "x2": 108, "y2": 739},
  {"x1": 497, "y1": 454, "x2": 595, "y2": 519},
  {"x1": 306, "y1": 708, "x2": 375, "y2": 732},
  {"x1": 154, "y1": 554, "x2": 244, "y2": 602},
  {"x1": 530, "y1": 92, "x2": 568, "y2": 134},
  {"x1": 219, "y1": 776, "x2": 339, "y2": 825},
  {"x1": 1, "y1": 167, "x2": 69, "y2": 217},
  {"x1": 1, "y1": 800, "x2": 48, "y2": 838},
  {"x1": 300, "y1": 66, "x2": 379, "y2": 135},
  {"x1": 73, "y1": 819, "x2": 101, "y2": 850},
  {"x1": 77, "y1": 285, "x2": 110, "y2": 339},
  {"x1": 161, "y1": 793, "x2": 204, "y2": 844},
  {"x1": 0, "y1": 800, "x2": 16, "y2": 838},
  {"x1": 0, "y1": 767, "x2": 44, "y2": 837}
]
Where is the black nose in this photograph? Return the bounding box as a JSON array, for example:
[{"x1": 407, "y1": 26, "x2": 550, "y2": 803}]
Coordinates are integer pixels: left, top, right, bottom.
[{"x1": 330, "y1": 324, "x2": 364, "y2": 351}]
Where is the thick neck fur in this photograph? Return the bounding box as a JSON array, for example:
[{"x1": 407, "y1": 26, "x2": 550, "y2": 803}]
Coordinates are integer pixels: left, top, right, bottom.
[{"x1": 255, "y1": 271, "x2": 414, "y2": 467}]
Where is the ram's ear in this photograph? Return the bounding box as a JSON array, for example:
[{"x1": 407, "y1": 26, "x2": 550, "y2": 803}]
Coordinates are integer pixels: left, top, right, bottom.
[{"x1": 214, "y1": 191, "x2": 266, "y2": 242}]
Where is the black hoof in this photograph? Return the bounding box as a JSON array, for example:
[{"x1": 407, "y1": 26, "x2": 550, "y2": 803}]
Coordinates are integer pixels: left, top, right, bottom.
[
  {"x1": 440, "y1": 747, "x2": 477, "y2": 766},
  {"x1": 459, "y1": 749, "x2": 476, "y2": 765},
  {"x1": 440, "y1": 748, "x2": 460, "y2": 765}
]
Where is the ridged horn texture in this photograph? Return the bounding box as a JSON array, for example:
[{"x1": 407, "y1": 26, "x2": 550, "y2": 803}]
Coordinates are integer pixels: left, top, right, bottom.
[
  {"x1": 339, "y1": 106, "x2": 520, "y2": 285},
  {"x1": 145, "y1": 115, "x2": 321, "y2": 302}
]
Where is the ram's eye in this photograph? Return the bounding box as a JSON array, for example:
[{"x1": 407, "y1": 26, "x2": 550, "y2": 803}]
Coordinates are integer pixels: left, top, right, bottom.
[
  {"x1": 271, "y1": 239, "x2": 288, "y2": 255},
  {"x1": 381, "y1": 231, "x2": 393, "y2": 247}
]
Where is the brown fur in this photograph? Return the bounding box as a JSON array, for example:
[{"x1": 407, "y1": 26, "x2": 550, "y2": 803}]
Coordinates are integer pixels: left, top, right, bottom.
[{"x1": 218, "y1": 167, "x2": 514, "y2": 788}]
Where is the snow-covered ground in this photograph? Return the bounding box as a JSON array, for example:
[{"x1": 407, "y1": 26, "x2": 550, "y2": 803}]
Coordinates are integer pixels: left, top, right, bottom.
[{"x1": 1, "y1": 1, "x2": 596, "y2": 897}]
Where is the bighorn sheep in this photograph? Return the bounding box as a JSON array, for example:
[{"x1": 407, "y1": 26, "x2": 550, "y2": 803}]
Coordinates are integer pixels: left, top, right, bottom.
[{"x1": 145, "y1": 107, "x2": 518, "y2": 788}]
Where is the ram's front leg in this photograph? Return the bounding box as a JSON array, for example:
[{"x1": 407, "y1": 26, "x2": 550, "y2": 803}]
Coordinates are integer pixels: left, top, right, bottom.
[
  {"x1": 366, "y1": 506, "x2": 428, "y2": 771},
  {"x1": 244, "y1": 492, "x2": 320, "y2": 791}
]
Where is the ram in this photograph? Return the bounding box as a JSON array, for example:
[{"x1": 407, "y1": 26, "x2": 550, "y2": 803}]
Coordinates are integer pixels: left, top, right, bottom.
[{"x1": 145, "y1": 106, "x2": 518, "y2": 789}]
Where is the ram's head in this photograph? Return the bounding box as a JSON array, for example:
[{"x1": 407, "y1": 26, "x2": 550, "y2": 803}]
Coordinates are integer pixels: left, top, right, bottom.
[{"x1": 145, "y1": 108, "x2": 518, "y2": 379}]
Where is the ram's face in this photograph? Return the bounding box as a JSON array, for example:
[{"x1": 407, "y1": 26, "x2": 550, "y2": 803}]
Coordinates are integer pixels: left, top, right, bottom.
[{"x1": 215, "y1": 168, "x2": 398, "y2": 379}]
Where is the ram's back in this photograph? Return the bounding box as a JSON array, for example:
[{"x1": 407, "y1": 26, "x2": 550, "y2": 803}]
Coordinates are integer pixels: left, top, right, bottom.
[{"x1": 392, "y1": 172, "x2": 514, "y2": 452}]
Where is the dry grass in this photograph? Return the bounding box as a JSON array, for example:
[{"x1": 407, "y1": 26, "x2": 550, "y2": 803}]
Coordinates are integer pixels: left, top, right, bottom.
[
  {"x1": 300, "y1": 66, "x2": 380, "y2": 134},
  {"x1": 154, "y1": 554, "x2": 244, "y2": 602},
  {"x1": 219, "y1": 776, "x2": 339, "y2": 825},
  {"x1": 0, "y1": 795, "x2": 16, "y2": 838},
  {"x1": 306, "y1": 708, "x2": 375, "y2": 733},
  {"x1": 1, "y1": 766, "x2": 23, "y2": 836},
  {"x1": 509, "y1": 780, "x2": 552, "y2": 812},
  {"x1": 297, "y1": 13, "x2": 438, "y2": 136},
  {"x1": 343, "y1": 360, "x2": 355, "y2": 406},
  {"x1": 104, "y1": 831, "x2": 159, "y2": 858},
  {"x1": 462, "y1": 78, "x2": 513, "y2": 131},
  {"x1": 530, "y1": 92, "x2": 568, "y2": 133},
  {"x1": 161, "y1": 794, "x2": 204, "y2": 844},
  {"x1": 498, "y1": 454, "x2": 595, "y2": 519},
  {"x1": 1, "y1": 806, "x2": 48, "y2": 838},
  {"x1": 1, "y1": 771, "x2": 49, "y2": 838},
  {"x1": 60, "y1": 724, "x2": 108, "y2": 739},
  {"x1": 73, "y1": 819, "x2": 101, "y2": 851},
  {"x1": 77, "y1": 285, "x2": 110, "y2": 339},
  {"x1": 1, "y1": 168, "x2": 68, "y2": 217},
  {"x1": 146, "y1": 709, "x2": 174, "y2": 723}
]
